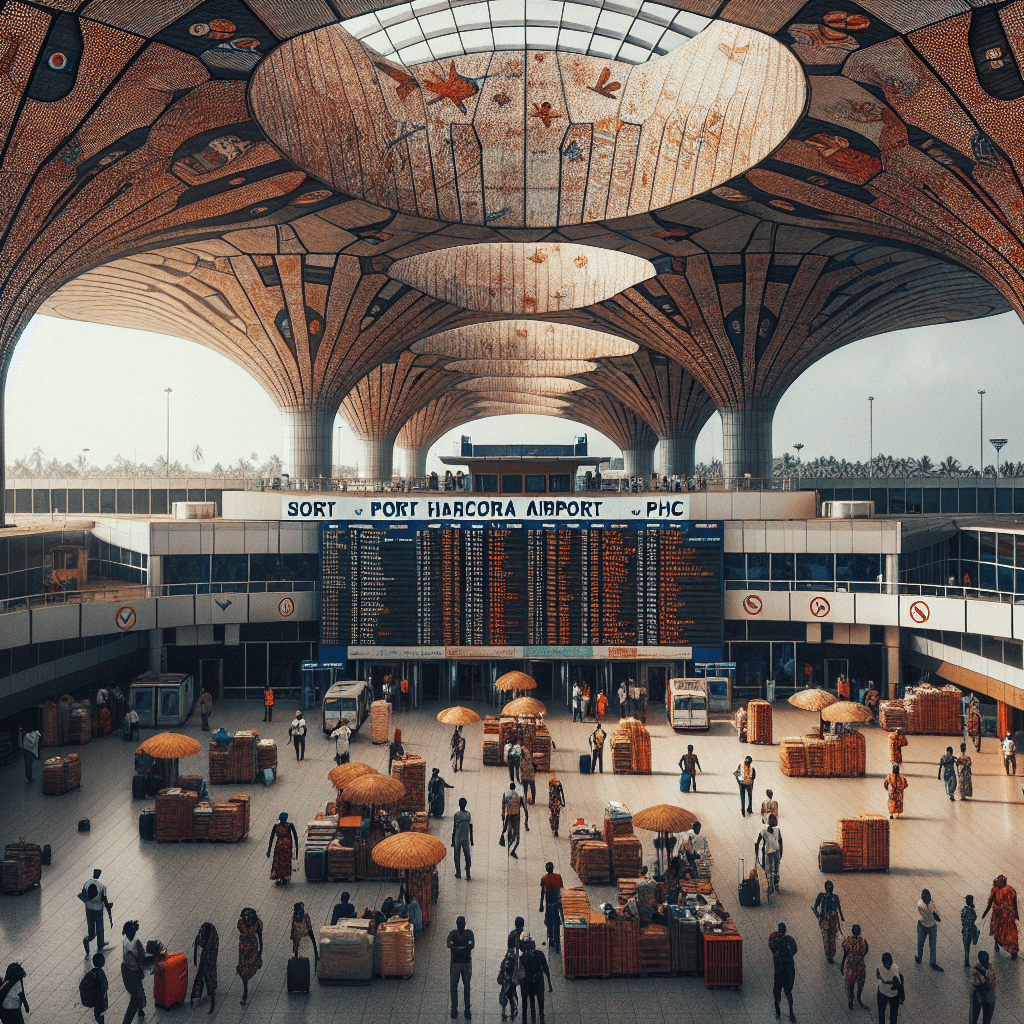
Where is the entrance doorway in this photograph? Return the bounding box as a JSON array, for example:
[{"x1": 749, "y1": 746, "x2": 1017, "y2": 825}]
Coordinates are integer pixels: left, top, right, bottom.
[
  {"x1": 824, "y1": 659, "x2": 849, "y2": 694},
  {"x1": 528, "y1": 662, "x2": 554, "y2": 701},
  {"x1": 456, "y1": 662, "x2": 487, "y2": 701},
  {"x1": 645, "y1": 664, "x2": 670, "y2": 708},
  {"x1": 200, "y1": 658, "x2": 223, "y2": 702},
  {"x1": 421, "y1": 663, "x2": 441, "y2": 702}
]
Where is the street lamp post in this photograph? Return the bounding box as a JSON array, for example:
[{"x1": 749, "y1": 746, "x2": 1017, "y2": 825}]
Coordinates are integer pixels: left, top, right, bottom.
[
  {"x1": 868, "y1": 396, "x2": 874, "y2": 477},
  {"x1": 793, "y1": 443, "x2": 804, "y2": 491},
  {"x1": 991, "y1": 438, "x2": 1008, "y2": 478},
  {"x1": 164, "y1": 388, "x2": 172, "y2": 474},
  {"x1": 978, "y1": 390, "x2": 985, "y2": 475}
]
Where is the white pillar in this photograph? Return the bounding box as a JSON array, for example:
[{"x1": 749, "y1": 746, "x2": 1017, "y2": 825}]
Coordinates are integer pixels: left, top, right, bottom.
[
  {"x1": 280, "y1": 406, "x2": 335, "y2": 480},
  {"x1": 659, "y1": 426, "x2": 697, "y2": 478},
  {"x1": 355, "y1": 435, "x2": 396, "y2": 482},
  {"x1": 720, "y1": 402, "x2": 774, "y2": 481},
  {"x1": 622, "y1": 442, "x2": 656, "y2": 480},
  {"x1": 398, "y1": 445, "x2": 428, "y2": 478}
]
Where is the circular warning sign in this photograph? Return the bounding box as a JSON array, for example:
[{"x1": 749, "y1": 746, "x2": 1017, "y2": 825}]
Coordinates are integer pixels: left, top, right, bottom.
[
  {"x1": 810, "y1": 597, "x2": 831, "y2": 618},
  {"x1": 742, "y1": 594, "x2": 763, "y2": 616},
  {"x1": 909, "y1": 600, "x2": 930, "y2": 623},
  {"x1": 278, "y1": 597, "x2": 295, "y2": 618},
  {"x1": 115, "y1": 606, "x2": 136, "y2": 630}
]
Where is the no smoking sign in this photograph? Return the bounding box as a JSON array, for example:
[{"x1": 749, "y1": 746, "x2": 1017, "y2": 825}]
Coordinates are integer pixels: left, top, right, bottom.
[{"x1": 742, "y1": 594, "x2": 763, "y2": 616}]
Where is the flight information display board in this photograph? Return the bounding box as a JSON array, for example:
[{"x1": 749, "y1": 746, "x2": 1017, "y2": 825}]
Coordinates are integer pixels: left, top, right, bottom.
[{"x1": 321, "y1": 520, "x2": 722, "y2": 650}]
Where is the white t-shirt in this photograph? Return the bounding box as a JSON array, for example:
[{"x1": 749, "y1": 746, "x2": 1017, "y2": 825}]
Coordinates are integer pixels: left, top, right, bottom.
[
  {"x1": 682, "y1": 829, "x2": 706, "y2": 853},
  {"x1": 917, "y1": 899, "x2": 938, "y2": 929},
  {"x1": 1003, "y1": 738, "x2": 1016, "y2": 756},
  {"x1": 291, "y1": 717, "x2": 307, "y2": 737},
  {"x1": 84, "y1": 877, "x2": 107, "y2": 910},
  {"x1": 1, "y1": 979, "x2": 23, "y2": 1009},
  {"x1": 331, "y1": 726, "x2": 350, "y2": 753},
  {"x1": 877, "y1": 963, "x2": 901, "y2": 997},
  {"x1": 758, "y1": 827, "x2": 781, "y2": 856}
]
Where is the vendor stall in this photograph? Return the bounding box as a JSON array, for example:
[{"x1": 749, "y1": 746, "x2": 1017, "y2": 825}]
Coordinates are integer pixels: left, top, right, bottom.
[
  {"x1": 880, "y1": 684, "x2": 962, "y2": 734},
  {"x1": 130, "y1": 673, "x2": 194, "y2": 728},
  {"x1": 371, "y1": 831, "x2": 446, "y2": 928}
]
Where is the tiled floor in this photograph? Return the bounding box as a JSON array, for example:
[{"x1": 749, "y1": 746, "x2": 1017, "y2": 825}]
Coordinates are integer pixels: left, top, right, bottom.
[{"x1": 2, "y1": 700, "x2": 1021, "y2": 1024}]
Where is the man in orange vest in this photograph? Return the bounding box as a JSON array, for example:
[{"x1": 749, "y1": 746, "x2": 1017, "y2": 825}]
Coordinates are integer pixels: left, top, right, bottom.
[
  {"x1": 264, "y1": 688, "x2": 274, "y2": 722},
  {"x1": 400, "y1": 677, "x2": 410, "y2": 711}
]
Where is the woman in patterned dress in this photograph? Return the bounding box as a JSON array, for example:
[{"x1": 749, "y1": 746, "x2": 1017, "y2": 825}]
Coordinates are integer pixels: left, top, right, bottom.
[
  {"x1": 190, "y1": 922, "x2": 218, "y2": 1013},
  {"x1": 967, "y1": 696, "x2": 982, "y2": 752},
  {"x1": 266, "y1": 812, "x2": 299, "y2": 885},
  {"x1": 548, "y1": 774, "x2": 565, "y2": 837},
  {"x1": 812, "y1": 880, "x2": 844, "y2": 963},
  {"x1": 983, "y1": 875, "x2": 1019, "y2": 959},
  {"x1": 290, "y1": 902, "x2": 319, "y2": 966},
  {"x1": 957, "y1": 743, "x2": 974, "y2": 800},
  {"x1": 961, "y1": 895, "x2": 979, "y2": 968},
  {"x1": 884, "y1": 764, "x2": 908, "y2": 819},
  {"x1": 236, "y1": 908, "x2": 262, "y2": 1005},
  {"x1": 887, "y1": 729, "x2": 907, "y2": 766},
  {"x1": 840, "y1": 924, "x2": 869, "y2": 1010}
]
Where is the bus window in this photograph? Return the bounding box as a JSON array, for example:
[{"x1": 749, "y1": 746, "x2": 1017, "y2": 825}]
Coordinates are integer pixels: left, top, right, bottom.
[
  {"x1": 674, "y1": 697, "x2": 689, "y2": 713},
  {"x1": 691, "y1": 698, "x2": 706, "y2": 712}
]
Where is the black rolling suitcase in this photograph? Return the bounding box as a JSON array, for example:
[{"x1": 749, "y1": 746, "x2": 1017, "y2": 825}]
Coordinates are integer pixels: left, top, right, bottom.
[
  {"x1": 131, "y1": 774, "x2": 147, "y2": 799},
  {"x1": 579, "y1": 753, "x2": 592, "y2": 774},
  {"x1": 288, "y1": 956, "x2": 310, "y2": 993},
  {"x1": 304, "y1": 847, "x2": 326, "y2": 882},
  {"x1": 139, "y1": 809, "x2": 156, "y2": 841},
  {"x1": 737, "y1": 857, "x2": 760, "y2": 907}
]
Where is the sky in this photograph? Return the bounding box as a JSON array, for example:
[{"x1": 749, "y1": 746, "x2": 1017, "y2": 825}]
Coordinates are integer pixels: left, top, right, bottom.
[{"x1": 6, "y1": 309, "x2": 1023, "y2": 475}]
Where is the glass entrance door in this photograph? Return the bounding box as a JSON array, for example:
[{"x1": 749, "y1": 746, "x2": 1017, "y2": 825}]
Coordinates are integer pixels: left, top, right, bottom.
[{"x1": 824, "y1": 659, "x2": 849, "y2": 694}]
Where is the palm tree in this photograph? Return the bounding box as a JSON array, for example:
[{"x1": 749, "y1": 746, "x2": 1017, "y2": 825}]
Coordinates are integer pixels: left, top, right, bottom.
[
  {"x1": 28, "y1": 446, "x2": 44, "y2": 474},
  {"x1": 939, "y1": 456, "x2": 960, "y2": 477},
  {"x1": 914, "y1": 455, "x2": 934, "y2": 476}
]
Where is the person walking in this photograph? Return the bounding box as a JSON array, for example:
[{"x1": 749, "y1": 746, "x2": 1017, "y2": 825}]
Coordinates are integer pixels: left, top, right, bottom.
[
  {"x1": 1002, "y1": 734, "x2": 1016, "y2": 775},
  {"x1": 388, "y1": 729, "x2": 404, "y2": 774},
  {"x1": 734, "y1": 755, "x2": 756, "y2": 816},
  {"x1": 501, "y1": 784, "x2": 522, "y2": 859},
  {"x1": 539, "y1": 863, "x2": 563, "y2": 916},
  {"x1": 452, "y1": 798, "x2": 473, "y2": 880},
  {"x1": 199, "y1": 690, "x2": 213, "y2": 732},
  {"x1": 508, "y1": 741, "x2": 522, "y2": 785},
  {"x1": 840, "y1": 924, "x2": 869, "y2": 1010},
  {"x1": 938, "y1": 746, "x2": 958, "y2": 801},
  {"x1": 331, "y1": 719, "x2": 351, "y2": 765},
  {"x1": 289, "y1": 902, "x2": 318, "y2": 968},
  {"x1": 617, "y1": 682, "x2": 626, "y2": 717},
  {"x1": 884, "y1": 764, "x2": 908, "y2": 819},
  {"x1": 263, "y1": 688, "x2": 274, "y2": 722},
  {"x1": 589, "y1": 724, "x2": 606, "y2": 774},
  {"x1": 548, "y1": 774, "x2": 565, "y2": 837},
  {"x1": 447, "y1": 915, "x2": 474, "y2": 1020},
  {"x1": 760, "y1": 788, "x2": 779, "y2": 824},
  {"x1": 581, "y1": 685, "x2": 591, "y2": 722},
  {"x1": 428, "y1": 767, "x2": 455, "y2": 818},
  {"x1": 962, "y1": 895, "x2": 980, "y2": 969},
  {"x1": 266, "y1": 812, "x2": 299, "y2": 886},
  {"x1": 120, "y1": 921, "x2": 148, "y2": 1024},
  {"x1": 451, "y1": 727, "x2": 466, "y2": 773},
  {"x1": 970, "y1": 950, "x2": 997, "y2": 1024},
  {"x1": 982, "y1": 874, "x2": 1019, "y2": 959},
  {"x1": 497, "y1": 948, "x2": 519, "y2": 1022},
  {"x1": 81, "y1": 869, "x2": 114, "y2": 957},
  {"x1": 571, "y1": 683, "x2": 582, "y2": 723},
  {"x1": 813, "y1": 880, "x2": 845, "y2": 964},
  {"x1": 235, "y1": 908, "x2": 263, "y2": 1006},
  {"x1": 0, "y1": 964, "x2": 29, "y2": 1024},
  {"x1": 915, "y1": 889, "x2": 943, "y2": 971},
  {"x1": 679, "y1": 745, "x2": 701, "y2": 792},
  {"x1": 399, "y1": 677, "x2": 409, "y2": 711},
  {"x1": 21, "y1": 729, "x2": 40, "y2": 783},
  {"x1": 126, "y1": 708, "x2": 140, "y2": 742},
  {"x1": 519, "y1": 934, "x2": 552, "y2": 1024},
  {"x1": 876, "y1": 952, "x2": 904, "y2": 1024},
  {"x1": 768, "y1": 923, "x2": 798, "y2": 1022},
  {"x1": 887, "y1": 728, "x2": 907, "y2": 766},
  {"x1": 967, "y1": 696, "x2": 982, "y2": 753},
  {"x1": 84, "y1": 953, "x2": 109, "y2": 1024},
  {"x1": 755, "y1": 815, "x2": 783, "y2": 891},
  {"x1": 190, "y1": 922, "x2": 218, "y2": 1013},
  {"x1": 520, "y1": 748, "x2": 536, "y2": 805},
  {"x1": 540, "y1": 866, "x2": 564, "y2": 953},
  {"x1": 596, "y1": 691, "x2": 608, "y2": 723},
  {"x1": 288, "y1": 711, "x2": 307, "y2": 761},
  {"x1": 957, "y1": 743, "x2": 974, "y2": 800}
]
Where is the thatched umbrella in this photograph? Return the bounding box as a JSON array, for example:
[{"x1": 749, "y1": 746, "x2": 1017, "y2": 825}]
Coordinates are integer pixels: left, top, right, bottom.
[
  {"x1": 494, "y1": 671, "x2": 536, "y2": 693},
  {"x1": 137, "y1": 732, "x2": 202, "y2": 788},
  {"x1": 327, "y1": 761, "x2": 376, "y2": 789},
  {"x1": 633, "y1": 803, "x2": 699, "y2": 873},
  {"x1": 371, "y1": 832, "x2": 447, "y2": 870},
  {"x1": 341, "y1": 773, "x2": 406, "y2": 807},
  {"x1": 436, "y1": 706, "x2": 481, "y2": 726},
  {"x1": 502, "y1": 697, "x2": 546, "y2": 717},
  {"x1": 788, "y1": 688, "x2": 839, "y2": 736},
  {"x1": 821, "y1": 701, "x2": 873, "y2": 724}
]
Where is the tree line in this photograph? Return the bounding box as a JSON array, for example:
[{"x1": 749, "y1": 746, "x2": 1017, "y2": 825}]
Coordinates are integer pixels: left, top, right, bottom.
[{"x1": 687, "y1": 453, "x2": 1024, "y2": 479}]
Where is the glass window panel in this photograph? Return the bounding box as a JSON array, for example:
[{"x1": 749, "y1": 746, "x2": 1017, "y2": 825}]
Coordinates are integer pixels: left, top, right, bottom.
[
  {"x1": 1006, "y1": 642, "x2": 1023, "y2": 669},
  {"x1": 980, "y1": 532, "x2": 996, "y2": 562},
  {"x1": 997, "y1": 487, "x2": 1012, "y2": 513},
  {"x1": 871, "y1": 489, "x2": 888, "y2": 514},
  {"x1": 888, "y1": 489, "x2": 905, "y2": 514},
  {"x1": 14, "y1": 489, "x2": 30, "y2": 513},
  {"x1": 501, "y1": 474, "x2": 523, "y2": 493},
  {"x1": 723, "y1": 552, "x2": 745, "y2": 580},
  {"x1": 51, "y1": 489, "x2": 67, "y2": 513},
  {"x1": 905, "y1": 488, "x2": 922, "y2": 513},
  {"x1": 32, "y1": 490, "x2": 49, "y2": 513},
  {"x1": 941, "y1": 488, "x2": 958, "y2": 513},
  {"x1": 998, "y1": 533, "x2": 1014, "y2": 565},
  {"x1": 732, "y1": 641, "x2": 770, "y2": 693},
  {"x1": 83, "y1": 489, "x2": 99, "y2": 513},
  {"x1": 549, "y1": 474, "x2": 570, "y2": 491},
  {"x1": 978, "y1": 488, "x2": 995, "y2": 514},
  {"x1": 941, "y1": 631, "x2": 962, "y2": 648},
  {"x1": 67, "y1": 489, "x2": 83, "y2": 514},
  {"x1": 474, "y1": 474, "x2": 498, "y2": 492},
  {"x1": 164, "y1": 554, "x2": 210, "y2": 585},
  {"x1": 958, "y1": 488, "x2": 976, "y2": 513},
  {"x1": 982, "y1": 636, "x2": 1003, "y2": 661},
  {"x1": 133, "y1": 489, "x2": 150, "y2": 514},
  {"x1": 525, "y1": 474, "x2": 546, "y2": 493},
  {"x1": 100, "y1": 489, "x2": 115, "y2": 514},
  {"x1": 923, "y1": 488, "x2": 939, "y2": 513},
  {"x1": 212, "y1": 554, "x2": 247, "y2": 582},
  {"x1": 961, "y1": 531, "x2": 979, "y2": 560},
  {"x1": 1016, "y1": 489, "x2": 1024, "y2": 514},
  {"x1": 998, "y1": 565, "x2": 1013, "y2": 593},
  {"x1": 1016, "y1": 569, "x2": 1024, "y2": 592},
  {"x1": 834, "y1": 488, "x2": 852, "y2": 501},
  {"x1": 151, "y1": 489, "x2": 168, "y2": 515},
  {"x1": 852, "y1": 487, "x2": 870, "y2": 501},
  {"x1": 771, "y1": 553, "x2": 794, "y2": 581},
  {"x1": 980, "y1": 562, "x2": 997, "y2": 591},
  {"x1": 115, "y1": 490, "x2": 131, "y2": 513},
  {"x1": 837, "y1": 553, "x2": 882, "y2": 582},
  {"x1": 27, "y1": 535, "x2": 43, "y2": 568},
  {"x1": 796, "y1": 553, "x2": 833, "y2": 581},
  {"x1": 747, "y1": 553, "x2": 769, "y2": 580},
  {"x1": 818, "y1": 489, "x2": 835, "y2": 504}
]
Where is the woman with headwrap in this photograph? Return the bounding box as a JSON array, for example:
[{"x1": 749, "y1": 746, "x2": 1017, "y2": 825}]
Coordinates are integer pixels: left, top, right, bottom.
[
  {"x1": 120, "y1": 921, "x2": 147, "y2": 1024},
  {"x1": 812, "y1": 880, "x2": 844, "y2": 963},
  {"x1": 266, "y1": 812, "x2": 299, "y2": 885},
  {"x1": 982, "y1": 875, "x2": 1019, "y2": 958},
  {"x1": 190, "y1": 923, "x2": 218, "y2": 1013},
  {"x1": 235, "y1": 909, "x2": 263, "y2": 1005},
  {"x1": 0, "y1": 963, "x2": 29, "y2": 1024},
  {"x1": 883, "y1": 764, "x2": 907, "y2": 819},
  {"x1": 957, "y1": 743, "x2": 974, "y2": 800},
  {"x1": 290, "y1": 902, "x2": 318, "y2": 967},
  {"x1": 961, "y1": 895, "x2": 979, "y2": 969},
  {"x1": 548, "y1": 774, "x2": 565, "y2": 837}
]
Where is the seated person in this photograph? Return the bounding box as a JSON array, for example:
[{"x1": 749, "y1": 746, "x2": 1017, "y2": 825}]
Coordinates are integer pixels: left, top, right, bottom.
[{"x1": 331, "y1": 892, "x2": 357, "y2": 924}]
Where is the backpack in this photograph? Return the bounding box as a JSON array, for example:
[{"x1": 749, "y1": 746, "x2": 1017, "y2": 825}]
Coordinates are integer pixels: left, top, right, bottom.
[
  {"x1": 79, "y1": 968, "x2": 101, "y2": 1008},
  {"x1": 505, "y1": 794, "x2": 520, "y2": 816}
]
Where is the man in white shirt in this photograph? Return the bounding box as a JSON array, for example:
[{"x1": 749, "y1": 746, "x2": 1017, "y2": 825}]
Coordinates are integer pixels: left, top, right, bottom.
[
  {"x1": 289, "y1": 711, "x2": 307, "y2": 761},
  {"x1": 915, "y1": 888, "x2": 943, "y2": 971},
  {"x1": 1002, "y1": 734, "x2": 1016, "y2": 775},
  {"x1": 126, "y1": 708, "x2": 140, "y2": 741},
  {"x1": 572, "y1": 684, "x2": 582, "y2": 722},
  {"x1": 617, "y1": 683, "x2": 627, "y2": 718},
  {"x1": 682, "y1": 822, "x2": 707, "y2": 855},
  {"x1": 508, "y1": 742, "x2": 523, "y2": 784},
  {"x1": 331, "y1": 720, "x2": 351, "y2": 765},
  {"x1": 755, "y1": 815, "x2": 783, "y2": 889},
  {"x1": 21, "y1": 729, "x2": 40, "y2": 782},
  {"x1": 81, "y1": 868, "x2": 113, "y2": 956}
]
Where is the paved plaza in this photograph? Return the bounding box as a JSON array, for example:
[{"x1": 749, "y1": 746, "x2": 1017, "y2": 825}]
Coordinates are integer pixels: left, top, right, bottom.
[{"x1": 2, "y1": 701, "x2": 1021, "y2": 1024}]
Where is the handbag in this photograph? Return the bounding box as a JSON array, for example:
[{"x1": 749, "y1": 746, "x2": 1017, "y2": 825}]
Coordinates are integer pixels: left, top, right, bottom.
[{"x1": 499, "y1": 833, "x2": 506, "y2": 847}]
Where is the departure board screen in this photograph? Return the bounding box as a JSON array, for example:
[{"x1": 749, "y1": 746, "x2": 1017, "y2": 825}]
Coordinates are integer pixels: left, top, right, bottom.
[{"x1": 320, "y1": 520, "x2": 722, "y2": 649}]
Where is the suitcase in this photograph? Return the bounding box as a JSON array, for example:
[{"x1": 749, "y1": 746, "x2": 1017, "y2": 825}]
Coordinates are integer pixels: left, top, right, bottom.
[
  {"x1": 679, "y1": 771, "x2": 691, "y2": 792},
  {"x1": 288, "y1": 955, "x2": 311, "y2": 993},
  {"x1": 305, "y1": 847, "x2": 327, "y2": 882},
  {"x1": 153, "y1": 952, "x2": 188, "y2": 1008},
  {"x1": 737, "y1": 856, "x2": 760, "y2": 907},
  {"x1": 78, "y1": 819, "x2": 90, "y2": 833},
  {"x1": 318, "y1": 922, "x2": 375, "y2": 984},
  {"x1": 819, "y1": 842, "x2": 843, "y2": 873},
  {"x1": 139, "y1": 809, "x2": 156, "y2": 841},
  {"x1": 262, "y1": 768, "x2": 275, "y2": 786},
  {"x1": 131, "y1": 774, "x2": 147, "y2": 800},
  {"x1": 41, "y1": 845, "x2": 51, "y2": 866},
  {"x1": 579, "y1": 754, "x2": 592, "y2": 774}
]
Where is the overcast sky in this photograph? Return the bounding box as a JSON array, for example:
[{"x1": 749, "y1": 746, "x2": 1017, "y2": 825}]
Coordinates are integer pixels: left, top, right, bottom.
[{"x1": 6, "y1": 310, "x2": 1022, "y2": 475}]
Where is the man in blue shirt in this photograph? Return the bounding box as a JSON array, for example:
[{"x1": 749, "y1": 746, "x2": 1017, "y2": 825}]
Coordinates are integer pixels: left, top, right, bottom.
[{"x1": 447, "y1": 916, "x2": 474, "y2": 1020}]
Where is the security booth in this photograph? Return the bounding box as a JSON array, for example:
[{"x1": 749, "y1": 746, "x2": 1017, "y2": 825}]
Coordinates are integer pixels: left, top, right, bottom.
[
  {"x1": 131, "y1": 672, "x2": 195, "y2": 727},
  {"x1": 49, "y1": 544, "x2": 89, "y2": 591}
]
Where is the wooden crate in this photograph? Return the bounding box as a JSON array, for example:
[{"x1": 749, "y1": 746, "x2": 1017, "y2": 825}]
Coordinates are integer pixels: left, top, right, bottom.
[
  {"x1": 587, "y1": 913, "x2": 611, "y2": 977},
  {"x1": 668, "y1": 911, "x2": 702, "y2": 974},
  {"x1": 703, "y1": 931, "x2": 742, "y2": 988},
  {"x1": 562, "y1": 919, "x2": 589, "y2": 979},
  {"x1": 608, "y1": 916, "x2": 638, "y2": 976},
  {"x1": 747, "y1": 699, "x2": 773, "y2": 745},
  {"x1": 638, "y1": 923, "x2": 670, "y2": 975}
]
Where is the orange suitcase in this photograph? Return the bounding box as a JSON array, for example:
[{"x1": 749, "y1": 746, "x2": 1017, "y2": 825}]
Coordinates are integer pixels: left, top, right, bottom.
[{"x1": 153, "y1": 952, "x2": 188, "y2": 1008}]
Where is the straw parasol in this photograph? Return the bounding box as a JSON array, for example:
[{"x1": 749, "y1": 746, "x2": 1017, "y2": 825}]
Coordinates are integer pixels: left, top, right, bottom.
[
  {"x1": 137, "y1": 732, "x2": 201, "y2": 759},
  {"x1": 371, "y1": 831, "x2": 447, "y2": 869},
  {"x1": 788, "y1": 688, "x2": 838, "y2": 711},
  {"x1": 821, "y1": 701, "x2": 873, "y2": 723},
  {"x1": 328, "y1": 761, "x2": 377, "y2": 789},
  {"x1": 502, "y1": 696, "x2": 546, "y2": 717},
  {"x1": 494, "y1": 670, "x2": 536, "y2": 692},
  {"x1": 340, "y1": 773, "x2": 406, "y2": 807},
  {"x1": 436, "y1": 706, "x2": 481, "y2": 726},
  {"x1": 633, "y1": 803, "x2": 698, "y2": 874}
]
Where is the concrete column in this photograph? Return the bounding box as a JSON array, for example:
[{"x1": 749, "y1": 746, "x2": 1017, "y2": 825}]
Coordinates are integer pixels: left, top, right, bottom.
[
  {"x1": 148, "y1": 629, "x2": 165, "y2": 674},
  {"x1": 398, "y1": 445, "x2": 429, "y2": 479},
  {"x1": 884, "y1": 625, "x2": 900, "y2": 700},
  {"x1": 355, "y1": 434, "x2": 396, "y2": 482},
  {"x1": 622, "y1": 442, "x2": 656, "y2": 480},
  {"x1": 280, "y1": 405, "x2": 334, "y2": 480},
  {"x1": 659, "y1": 426, "x2": 697, "y2": 479},
  {"x1": 720, "y1": 401, "x2": 775, "y2": 481}
]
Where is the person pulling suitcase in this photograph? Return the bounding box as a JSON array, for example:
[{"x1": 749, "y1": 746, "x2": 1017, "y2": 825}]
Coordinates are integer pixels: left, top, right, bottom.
[{"x1": 289, "y1": 712, "x2": 307, "y2": 761}]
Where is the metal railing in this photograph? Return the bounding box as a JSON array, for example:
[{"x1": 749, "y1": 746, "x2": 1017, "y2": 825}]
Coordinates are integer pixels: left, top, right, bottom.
[{"x1": 728, "y1": 580, "x2": 1023, "y2": 604}]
